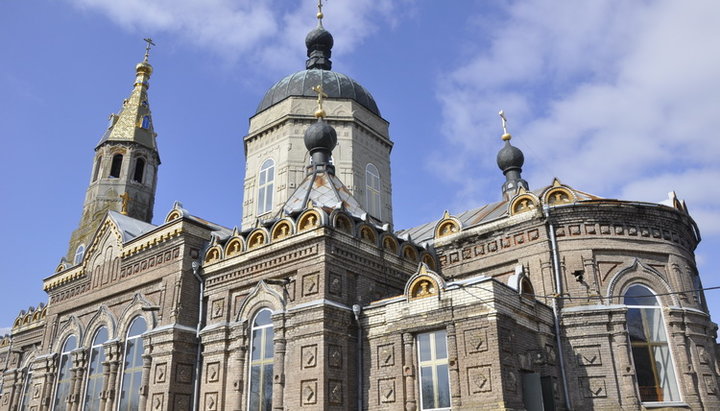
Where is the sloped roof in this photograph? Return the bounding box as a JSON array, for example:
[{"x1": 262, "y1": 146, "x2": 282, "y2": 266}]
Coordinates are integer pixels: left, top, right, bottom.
[
  {"x1": 396, "y1": 182, "x2": 600, "y2": 244},
  {"x1": 282, "y1": 170, "x2": 369, "y2": 220},
  {"x1": 107, "y1": 211, "x2": 157, "y2": 242}
]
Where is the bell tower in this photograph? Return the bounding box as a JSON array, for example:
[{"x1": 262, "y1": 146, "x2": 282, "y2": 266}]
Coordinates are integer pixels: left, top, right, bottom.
[{"x1": 65, "y1": 40, "x2": 160, "y2": 265}]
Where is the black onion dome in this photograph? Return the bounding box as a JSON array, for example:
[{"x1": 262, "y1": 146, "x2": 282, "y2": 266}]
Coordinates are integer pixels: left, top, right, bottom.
[
  {"x1": 304, "y1": 119, "x2": 337, "y2": 153},
  {"x1": 496, "y1": 141, "x2": 525, "y2": 171},
  {"x1": 305, "y1": 27, "x2": 334, "y2": 50},
  {"x1": 256, "y1": 69, "x2": 380, "y2": 116}
]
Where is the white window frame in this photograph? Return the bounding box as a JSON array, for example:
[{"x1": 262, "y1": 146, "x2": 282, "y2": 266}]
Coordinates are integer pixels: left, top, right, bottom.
[
  {"x1": 624, "y1": 284, "x2": 682, "y2": 404},
  {"x1": 74, "y1": 244, "x2": 85, "y2": 265},
  {"x1": 257, "y1": 159, "x2": 275, "y2": 216},
  {"x1": 247, "y1": 308, "x2": 274, "y2": 411},
  {"x1": 365, "y1": 163, "x2": 381, "y2": 219},
  {"x1": 81, "y1": 326, "x2": 108, "y2": 411},
  {"x1": 117, "y1": 317, "x2": 147, "y2": 411},
  {"x1": 52, "y1": 335, "x2": 77, "y2": 411},
  {"x1": 416, "y1": 330, "x2": 451, "y2": 410}
]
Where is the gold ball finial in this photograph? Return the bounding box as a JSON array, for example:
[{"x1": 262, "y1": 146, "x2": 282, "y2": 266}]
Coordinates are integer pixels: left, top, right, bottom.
[
  {"x1": 317, "y1": 11, "x2": 324, "y2": 19},
  {"x1": 499, "y1": 110, "x2": 512, "y2": 141},
  {"x1": 315, "y1": 109, "x2": 326, "y2": 118}
]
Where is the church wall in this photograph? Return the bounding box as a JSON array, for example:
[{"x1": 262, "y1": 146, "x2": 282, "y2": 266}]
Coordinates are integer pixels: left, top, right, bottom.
[{"x1": 362, "y1": 277, "x2": 558, "y2": 410}]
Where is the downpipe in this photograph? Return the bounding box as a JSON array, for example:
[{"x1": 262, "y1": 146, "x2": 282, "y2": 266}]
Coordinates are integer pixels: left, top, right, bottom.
[
  {"x1": 191, "y1": 260, "x2": 204, "y2": 411},
  {"x1": 352, "y1": 304, "x2": 363, "y2": 411},
  {"x1": 544, "y1": 207, "x2": 573, "y2": 410}
]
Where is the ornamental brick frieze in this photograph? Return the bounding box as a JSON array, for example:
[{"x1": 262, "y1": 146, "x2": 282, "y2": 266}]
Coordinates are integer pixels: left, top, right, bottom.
[
  {"x1": 330, "y1": 246, "x2": 410, "y2": 283},
  {"x1": 119, "y1": 246, "x2": 181, "y2": 282},
  {"x1": 52, "y1": 281, "x2": 91, "y2": 303},
  {"x1": 205, "y1": 244, "x2": 318, "y2": 289},
  {"x1": 438, "y1": 228, "x2": 541, "y2": 269}
]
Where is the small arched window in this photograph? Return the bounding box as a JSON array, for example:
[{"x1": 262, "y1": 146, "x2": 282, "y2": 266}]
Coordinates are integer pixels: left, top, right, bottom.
[
  {"x1": 92, "y1": 157, "x2": 101, "y2": 182},
  {"x1": 53, "y1": 335, "x2": 77, "y2": 411},
  {"x1": 133, "y1": 158, "x2": 145, "y2": 183},
  {"x1": 74, "y1": 244, "x2": 85, "y2": 265},
  {"x1": 247, "y1": 309, "x2": 274, "y2": 411},
  {"x1": 109, "y1": 154, "x2": 123, "y2": 178},
  {"x1": 82, "y1": 327, "x2": 108, "y2": 410},
  {"x1": 141, "y1": 116, "x2": 151, "y2": 129},
  {"x1": 118, "y1": 317, "x2": 147, "y2": 411},
  {"x1": 257, "y1": 159, "x2": 275, "y2": 215},
  {"x1": 366, "y1": 163, "x2": 381, "y2": 218},
  {"x1": 624, "y1": 285, "x2": 680, "y2": 403}
]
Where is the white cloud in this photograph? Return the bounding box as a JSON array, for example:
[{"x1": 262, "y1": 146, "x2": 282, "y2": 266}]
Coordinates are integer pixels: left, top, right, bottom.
[
  {"x1": 436, "y1": 0, "x2": 720, "y2": 235},
  {"x1": 0, "y1": 327, "x2": 10, "y2": 336},
  {"x1": 66, "y1": 0, "x2": 401, "y2": 75}
]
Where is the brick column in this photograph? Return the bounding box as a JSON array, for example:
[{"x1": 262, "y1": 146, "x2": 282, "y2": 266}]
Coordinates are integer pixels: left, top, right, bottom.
[
  {"x1": 70, "y1": 349, "x2": 87, "y2": 411},
  {"x1": 231, "y1": 332, "x2": 247, "y2": 411},
  {"x1": 40, "y1": 354, "x2": 58, "y2": 411},
  {"x1": 402, "y1": 332, "x2": 417, "y2": 411},
  {"x1": 10, "y1": 369, "x2": 23, "y2": 411},
  {"x1": 610, "y1": 312, "x2": 639, "y2": 408},
  {"x1": 272, "y1": 337, "x2": 286, "y2": 410},
  {"x1": 446, "y1": 323, "x2": 461, "y2": 407},
  {"x1": 138, "y1": 345, "x2": 152, "y2": 411},
  {"x1": 103, "y1": 342, "x2": 122, "y2": 411},
  {"x1": 668, "y1": 312, "x2": 701, "y2": 407}
]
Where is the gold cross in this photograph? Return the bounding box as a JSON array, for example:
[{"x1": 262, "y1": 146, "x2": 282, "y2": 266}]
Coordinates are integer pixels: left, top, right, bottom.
[
  {"x1": 119, "y1": 192, "x2": 131, "y2": 215},
  {"x1": 143, "y1": 38, "x2": 155, "y2": 62},
  {"x1": 312, "y1": 84, "x2": 328, "y2": 118},
  {"x1": 317, "y1": 0, "x2": 324, "y2": 24}
]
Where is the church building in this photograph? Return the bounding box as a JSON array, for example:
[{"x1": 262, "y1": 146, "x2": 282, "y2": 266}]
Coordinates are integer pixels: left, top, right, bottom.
[{"x1": 1, "y1": 4, "x2": 718, "y2": 411}]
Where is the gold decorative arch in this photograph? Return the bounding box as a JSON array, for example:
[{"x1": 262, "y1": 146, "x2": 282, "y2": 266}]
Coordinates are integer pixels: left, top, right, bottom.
[
  {"x1": 409, "y1": 276, "x2": 439, "y2": 300},
  {"x1": 225, "y1": 238, "x2": 244, "y2": 257},
  {"x1": 510, "y1": 191, "x2": 539, "y2": 216},
  {"x1": 204, "y1": 246, "x2": 222, "y2": 264},
  {"x1": 165, "y1": 210, "x2": 182, "y2": 222},
  {"x1": 544, "y1": 187, "x2": 575, "y2": 206},
  {"x1": 435, "y1": 211, "x2": 461, "y2": 239},
  {"x1": 271, "y1": 220, "x2": 293, "y2": 241},
  {"x1": 382, "y1": 235, "x2": 399, "y2": 254},
  {"x1": 248, "y1": 231, "x2": 267, "y2": 249},
  {"x1": 334, "y1": 214, "x2": 353, "y2": 234},
  {"x1": 359, "y1": 225, "x2": 377, "y2": 244},
  {"x1": 298, "y1": 210, "x2": 321, "y2": 232}
]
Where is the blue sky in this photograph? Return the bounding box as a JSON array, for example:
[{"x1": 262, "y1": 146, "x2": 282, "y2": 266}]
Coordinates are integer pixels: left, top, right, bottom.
[{"x1": 1, "y1": 0, "x2": 719, "y2": 335}]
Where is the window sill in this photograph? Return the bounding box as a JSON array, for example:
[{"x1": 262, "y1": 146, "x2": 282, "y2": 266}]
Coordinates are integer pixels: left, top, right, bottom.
[{"x1": 642, "y1": 401, "x2": 689, "y2": 409}]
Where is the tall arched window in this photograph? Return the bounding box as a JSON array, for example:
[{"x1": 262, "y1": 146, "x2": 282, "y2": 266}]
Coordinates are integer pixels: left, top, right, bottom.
[
  {"x1": 109, "y1": 154, "x2": 123, "y2": 178},
  {"x1": 624, "y1": 285, "x2": 680, "y2": 403},
  {"x1": 118, "y1": 317, "x2": 147, "y2": 411},
  {"x1": 141, "y1": 116, "x2": 151, "y2": 129},
  {"x1": 52, "y1": 335, "x2": 77, "y2": 411},
  {"x1": 365, "y1": 163, "x2": 381, "y2": 218},
  {"x1": 133, "y1": 158, "x2": 145, "y2": 183},
  {"x1": 74, "y1": 244, "x2": 85, "y2": 265},
  {"x1": 248, "y1": 309, "x2": 274, "y2": 411},
  {"x1": 18, "y1": 370, "x2": 32, "y2": 411},
  {"x1": 417, "y1": 330, "x2": 451, "y2": 410},
  {"x1": 257, "y1": 159, "x2": 275, "y2": 215},
  {"x1": 82, "y1": 327, "x2": 108, "y2": 410}
]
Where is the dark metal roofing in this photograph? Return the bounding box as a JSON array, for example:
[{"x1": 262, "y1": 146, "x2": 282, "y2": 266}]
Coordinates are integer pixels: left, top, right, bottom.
[
  {"x1": 256, "y1": 69, "x2": 380, "y2": 116},
  {"x1": 396, "y1": 183, "x2": 601, "y2": 244}
]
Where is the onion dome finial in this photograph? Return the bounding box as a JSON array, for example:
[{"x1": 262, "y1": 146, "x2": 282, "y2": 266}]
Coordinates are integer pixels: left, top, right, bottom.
[
  {"x1": 304, "y1": 84, "x2": 337, "y2": 172},
  {"x1": 305, "y1": 0, "x2": 333, "y2": 70},
  {"x1": 496, "y1": 110, "x2": 529, "y2": 199}
]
